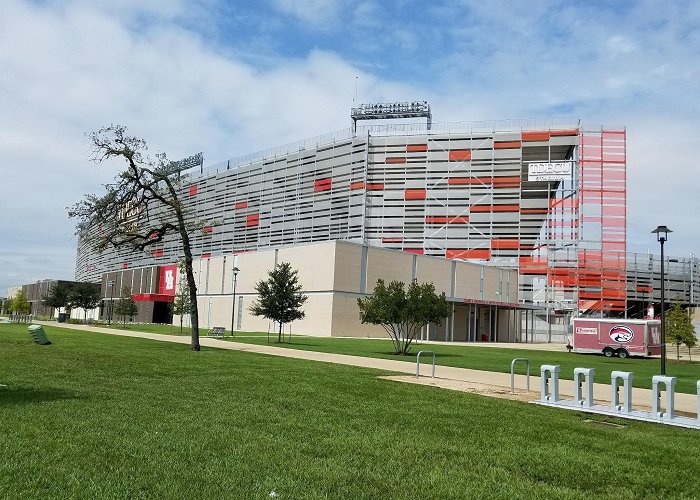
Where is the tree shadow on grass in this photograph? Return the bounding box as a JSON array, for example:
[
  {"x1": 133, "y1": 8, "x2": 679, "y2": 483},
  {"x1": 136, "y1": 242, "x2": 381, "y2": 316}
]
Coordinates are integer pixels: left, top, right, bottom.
[{"x1": 0, "y1": 386, "x2": 82, "y2": 406}]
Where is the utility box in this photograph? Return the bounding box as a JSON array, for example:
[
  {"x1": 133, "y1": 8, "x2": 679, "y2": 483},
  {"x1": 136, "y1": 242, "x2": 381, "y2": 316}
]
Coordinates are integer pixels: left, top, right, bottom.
[{"x1": 572, "y1": 318, "x2": 661, "y2": 358}]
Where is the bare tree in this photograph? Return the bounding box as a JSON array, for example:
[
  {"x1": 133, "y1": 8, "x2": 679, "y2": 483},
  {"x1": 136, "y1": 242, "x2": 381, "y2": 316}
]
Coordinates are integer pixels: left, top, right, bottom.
[{"x1": 69, "y1": 125, "x2": 208, "y2": 350}]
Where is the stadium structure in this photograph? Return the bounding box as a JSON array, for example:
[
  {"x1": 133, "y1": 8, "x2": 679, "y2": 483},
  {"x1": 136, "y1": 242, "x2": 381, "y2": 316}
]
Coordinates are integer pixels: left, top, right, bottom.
[{"x1": 74, "y1": 104, "x2": 699, "y2": 340}]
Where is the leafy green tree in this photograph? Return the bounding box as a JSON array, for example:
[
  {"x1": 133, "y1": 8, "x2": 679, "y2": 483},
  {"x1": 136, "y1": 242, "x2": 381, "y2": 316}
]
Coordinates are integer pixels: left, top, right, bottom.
[
  {"x1": 69, "y1": 126, "x2": 209, "y2": 350},
  {"x1": 113, "y1": 286, "x2": 139, "y2": 325},
  {"x1": 171, "y1": 265, "x2": 192, "y2": 334},
  {"x1": 42, "y1": 282, "x2": 72, "y2": 317},
  {"x1": 10, "y1": 290, "x2": 30, "y2": 315},
  {"x1": 358, "y1": 279, "x2": 451, "y2": 355},
  {"x1": 69, "y1": 282, "x2": 102, "y2": 323},
  {"x1": 685, "y1": 331, "x2": 697, "y2": 362},
  {"x1": 665, "y1": 302, "x2": 696, "y2": 361},
  {"x1": 249, "y1": 262, "x2": 308, "y2": 343}
]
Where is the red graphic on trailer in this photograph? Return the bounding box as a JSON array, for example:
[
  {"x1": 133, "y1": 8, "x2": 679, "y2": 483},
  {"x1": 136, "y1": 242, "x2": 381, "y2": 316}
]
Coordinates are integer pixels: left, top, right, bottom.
[
  {"x1": 609, "y1": 325, "x2": 634, "y2": 343},
  {"x1": 159, "y1": 264, "x2": 178, "y2": 295}
]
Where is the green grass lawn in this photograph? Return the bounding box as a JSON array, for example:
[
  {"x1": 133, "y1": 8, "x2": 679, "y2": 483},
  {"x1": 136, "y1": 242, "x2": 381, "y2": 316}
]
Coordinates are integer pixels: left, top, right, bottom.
[
  {"x1": 2, "y1": 323, "x2": 700, "y2": 499},
  {"x1": 220, "y1": 334, "x2": 700, "y2": 395},
  {"x1": 82, "y1": 321, "x2": 700, "y2": 394}
]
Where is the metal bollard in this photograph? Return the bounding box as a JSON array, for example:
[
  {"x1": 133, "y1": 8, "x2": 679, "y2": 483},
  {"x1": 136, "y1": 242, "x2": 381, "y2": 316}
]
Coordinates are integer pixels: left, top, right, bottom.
[
  {"x1": 540, "y1": 365, "x2": 560, "y2": 402},
  {"x1": 573, "y1": 368, "x2": 595, "y2": 408},
  {"x1": 611, "y1": 371, "x2": 633, "y2": 413},
  {"x1": 651, "y1": 375, "x2": 676, "y2": 420}
]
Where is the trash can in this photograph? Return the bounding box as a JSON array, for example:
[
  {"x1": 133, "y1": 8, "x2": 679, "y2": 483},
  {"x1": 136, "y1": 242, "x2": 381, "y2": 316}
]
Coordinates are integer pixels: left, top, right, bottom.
[
  {"x1": 58, "y1": 313, "x2": 68, "y2": 323},
  {"x1": 28, "y1": 325, "x2": 51, "y2": 345}
]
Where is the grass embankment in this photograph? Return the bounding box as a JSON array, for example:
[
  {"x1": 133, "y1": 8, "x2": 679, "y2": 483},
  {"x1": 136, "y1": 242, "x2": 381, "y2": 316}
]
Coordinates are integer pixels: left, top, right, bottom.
[{"x1": 2, "y1": 323, "x2": 700, "y2": 499}]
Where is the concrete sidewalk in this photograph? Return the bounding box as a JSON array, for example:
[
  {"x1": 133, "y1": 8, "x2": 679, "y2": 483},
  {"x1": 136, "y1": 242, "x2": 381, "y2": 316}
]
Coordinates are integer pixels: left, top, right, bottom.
[{"x1": 37, "y1": 321, "x2": 699, "y2": 416}]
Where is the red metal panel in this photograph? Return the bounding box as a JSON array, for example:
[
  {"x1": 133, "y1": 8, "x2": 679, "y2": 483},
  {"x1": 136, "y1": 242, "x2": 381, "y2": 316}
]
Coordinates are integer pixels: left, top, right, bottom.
[
  {"x1": 121, "y1": 262, "x2": 129, "y2": 269},
  {"x1": 446, "y1": 249, "x2": 491, "y2": 259},
  {"x1": 201, "y1": 253, "x2": 211, "y2": 259},
  {"x1": 366, "y1": 183, "x2": 385, "y2": 190},
  {"x1": 158, "y1": 263, "x2": 178, "y2": 295},
  {"x1": 188, "y1": 185, "x2": 198, "y2": 196},
  {"x1": 448, "y1": 150, "x2": 472, "y2": 161},
  {"x1": 521, "y1": 131, "x2": 550, "y2": 141},
  {"x1": 470, "y1": 204, "x2": 520, "y2": 212},
  {"x1": 407, "y1": 144, "x2": 428, "y2": 152},
  {"x1": 385, "y1": 157, "x2": 407, "y2": 164},
  {"x1": 202, "y1": 226, "x2": 213, "y2": 233},
  {"x1": 149, "y1": 249, "x2": 164, "y2": 257},
  {"x1": 425, "y1": 216, "x2": 469, "y2": 224},
  {"x1": 132, "y1": 293, "x2": 175, "y2": 303},
  {"x1": 494, "y1": 141, "x2": 521, "y2": 149},
  {"x1": 404, "y1": 248, "x2": 424, "y2": 254},
  {"x1": 246, "y1": 214, "x2": 259, "y2": 227},
  {"x1": 350, "y1": 181, "x2": 365, "y2": 190},
  {"x1": 314, "y1": 178, "x2": 332, "y2": 192},
  {"x1": 405, "y1": 189, "x2": 426, "y2": 200},
  {"x1": 234, "y1": 201, "x2": 248, "y2": 209}
]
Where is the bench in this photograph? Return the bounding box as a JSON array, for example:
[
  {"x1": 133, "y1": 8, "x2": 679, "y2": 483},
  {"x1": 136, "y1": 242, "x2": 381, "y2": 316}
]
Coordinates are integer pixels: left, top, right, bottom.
[{"x1": 209, "y1": 326, "x2": 226, "y2": 337}]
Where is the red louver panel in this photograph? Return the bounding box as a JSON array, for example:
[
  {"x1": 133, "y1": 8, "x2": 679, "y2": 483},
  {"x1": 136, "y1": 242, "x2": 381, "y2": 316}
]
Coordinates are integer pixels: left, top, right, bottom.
[
  {"x1": 366, "y1": 183, "x2": 384, "y2": 190},
  {"x1": 234, "y1": 201, "x2": 248, "y2": 209},
  {"x1": 407, "y1": 144, "x2": 428, "y2": 152},
  {"x1": 405, "y1": 189, "x2": 426, "y2": 200},
  {"x1": 246, "y1": 214, "x2": 259, "y2": 227},
  {"x1": 202, "y1": 226, "x2": 213, "y2": 233},
  {"x1": 149, "y1": 249, "x2": 164, "y2": 257},
  {"x1": 314, "y1": 178, "x2": 332, "y2": 192},
  {"x1": 470, "y1": 204, "x2": 520, "y2": 212},
  {"x1": 446, "y1": 249, "x2": 491, "y2": 259},
  {"x1": 448, "y1": 150, "x2": 472, "y2": 161},
  {"x1": 201, "y1": 253, "x2": 211, "y2": 259},
  {"x1": 404, "y1": 248, "x2": 424, "y2": 255},
  {"x1": 121, "y1": 262, "x2": 129, "y2": 269},
  {"x1": 521, "y1": 131, "x2": 550, "y2": 142},
  {"x1": 385, "y1": 157, "x2": 407, "y2": 164},
  {"x1": 493, "y1": 141, "x2": 521, "y2": 149},
  {"x1": 350, "y1": 181, "x2": 365, "y2": 190},
  {"x1": 188, "y1": 185, "x2": 198, "y2": 196},
  {"x1": 425, "y1": 216, "x2": 469, "y2": 224}
]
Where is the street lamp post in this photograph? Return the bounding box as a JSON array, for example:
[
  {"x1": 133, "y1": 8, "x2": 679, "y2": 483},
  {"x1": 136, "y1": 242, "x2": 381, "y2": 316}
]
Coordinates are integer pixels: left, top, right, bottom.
[
  {"x1": 652, "y1": 225, "x2": 672, "y2": 375},
  {"x1": 107, "y1": 279, "x2": 116, "y2": 325},
  {"x1": 230, "y1": 266, "x2": 240, "y2": 337}
]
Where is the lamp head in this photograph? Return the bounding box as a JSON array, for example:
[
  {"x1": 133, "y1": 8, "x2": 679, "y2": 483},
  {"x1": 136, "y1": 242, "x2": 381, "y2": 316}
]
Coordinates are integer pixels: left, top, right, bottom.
[
  {"x1": 651, "y1": 225, "x2": 672, "y2": 242},
  {"x1": 232, "y1": 266, "x2": 240, "y2": 276}
]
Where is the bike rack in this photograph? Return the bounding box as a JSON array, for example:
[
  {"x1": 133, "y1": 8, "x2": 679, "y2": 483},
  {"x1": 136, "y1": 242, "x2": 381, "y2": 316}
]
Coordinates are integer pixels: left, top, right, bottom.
[
  {"x1": 510, "y1": 358, "x2": 530, "y2": 394},
  {"x1": 611, "y1": 371, "x2": 633, "y2": 413},
  {"x1": 540, "y1": 365, "x2": 560, "y2": 402},
  {"x1": 573, "y1": 368, "x2": 595, "y2": 408},
  {"x1": 652, "y1": 375, "x2": 676, "y2": 420},
  {"x1": 416, "y1": 350, "x2": 436, "y2": 379}
]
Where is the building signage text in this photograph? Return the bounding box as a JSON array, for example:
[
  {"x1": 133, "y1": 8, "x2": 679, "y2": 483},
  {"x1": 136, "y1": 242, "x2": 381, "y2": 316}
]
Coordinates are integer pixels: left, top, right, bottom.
[{"x1": 527, "y1": 162, "x2": 573, "y2": 182}]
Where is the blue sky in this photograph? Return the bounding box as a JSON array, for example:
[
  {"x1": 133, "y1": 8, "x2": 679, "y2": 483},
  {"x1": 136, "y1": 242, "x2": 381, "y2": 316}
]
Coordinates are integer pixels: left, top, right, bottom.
[{"x1": 2, "y1": 0, "x2": 700, "y2": 293}]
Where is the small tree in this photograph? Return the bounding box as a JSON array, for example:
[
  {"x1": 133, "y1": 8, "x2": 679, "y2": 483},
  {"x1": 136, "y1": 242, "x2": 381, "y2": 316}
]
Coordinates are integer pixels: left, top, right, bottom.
[
  {"x1": 171, "y1": 265, "x2": 192, "y2": 334},
  {"x1": 69, "y1": 282, "x2": 102, "y2": 323},
  {"x1": 9, "y1": 290, "x2": 30, "y2": 315},
  {"x1": 113, "y1": 286, "x2": 139, "y2": 325},
  {"x1": 42, "y1": 282, "x2": 72, "y2": 317},
  {"x1": 665, "y1": 302, "x2": 696, "y2": 361},
  {"x1": 249, "y1": 262, "x2": 308, "y2": 343},
  {"x1": 68, "y1": 125, "x2": 210, "y2": 351},
  {"x1": 358, "y1": 279, "x2": 451, "y2": 355}
]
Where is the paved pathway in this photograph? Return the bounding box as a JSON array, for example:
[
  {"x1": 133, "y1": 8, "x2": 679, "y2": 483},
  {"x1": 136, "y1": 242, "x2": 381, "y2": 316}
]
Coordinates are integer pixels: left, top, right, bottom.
[{"x1": 37, "y1": 321, "x2": 699, "y2": 415}]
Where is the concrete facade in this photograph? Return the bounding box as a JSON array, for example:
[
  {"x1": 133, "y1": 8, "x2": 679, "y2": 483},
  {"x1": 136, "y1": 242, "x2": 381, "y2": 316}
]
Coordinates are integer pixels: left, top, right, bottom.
[{"x1": 171, "y1": 240, "x2": 522, "y2": 340}]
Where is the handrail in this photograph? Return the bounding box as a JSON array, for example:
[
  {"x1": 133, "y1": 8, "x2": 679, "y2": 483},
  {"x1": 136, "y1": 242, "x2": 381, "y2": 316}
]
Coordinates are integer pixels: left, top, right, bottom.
[
  {"x1": 416, "y1": 350, "x2": 436, "y2": 379},
  {"x1": 511, "y1": 358, "x2": 530, "y2": 394}
]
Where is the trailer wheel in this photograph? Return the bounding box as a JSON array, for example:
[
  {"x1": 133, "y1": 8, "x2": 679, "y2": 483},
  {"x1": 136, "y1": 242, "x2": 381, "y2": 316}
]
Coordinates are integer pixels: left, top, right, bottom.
[
  {"x1": 603, "y1": 347, "x2": 615, "y2": 357},
  {"x1": 617, "y1": 348, "x2": 629, "y2": 359}
]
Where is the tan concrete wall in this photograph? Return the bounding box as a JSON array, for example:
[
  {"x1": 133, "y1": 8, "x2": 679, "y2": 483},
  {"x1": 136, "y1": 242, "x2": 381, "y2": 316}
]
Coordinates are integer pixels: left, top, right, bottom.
[
  {"x1": 453, "y1": 305, "x2": 468, "y2": 341},
  {"x1": 333, "y1": 242, "x2": 363, "y2": 293},
  {"x1": 482, "y1": 267, "x2": 501, "y2": 301},
  {"x1": 455, "y1": 262, "x2": 482, "y2": 298},
  {"x1": 277, "y1": 242, "x2": 336, "y2": 292},
  {"x1": 365, "y1": 246, "x2": 414, "y2": 291},
  {"x1": 415, "y1": 257, "x2": 452, "y2": 295},
  {"x1": 330, "y1": 293, "x2": 386, "y2": 338},
  {"x1": 234, "y1": 292, "x2": 334, "y2": 337}
]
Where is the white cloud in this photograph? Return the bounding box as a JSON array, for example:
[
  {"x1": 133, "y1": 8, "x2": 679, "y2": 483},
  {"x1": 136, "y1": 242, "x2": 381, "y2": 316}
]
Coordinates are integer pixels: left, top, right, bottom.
[{"x1": 270, "y1": 0, "x2": 347, "y2": 27}]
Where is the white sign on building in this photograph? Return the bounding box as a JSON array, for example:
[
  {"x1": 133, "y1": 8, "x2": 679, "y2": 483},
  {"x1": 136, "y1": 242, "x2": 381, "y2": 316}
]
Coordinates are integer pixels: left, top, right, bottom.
[{"x1": 528, "y1": 162, "x2": 573, "y2": 182}]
